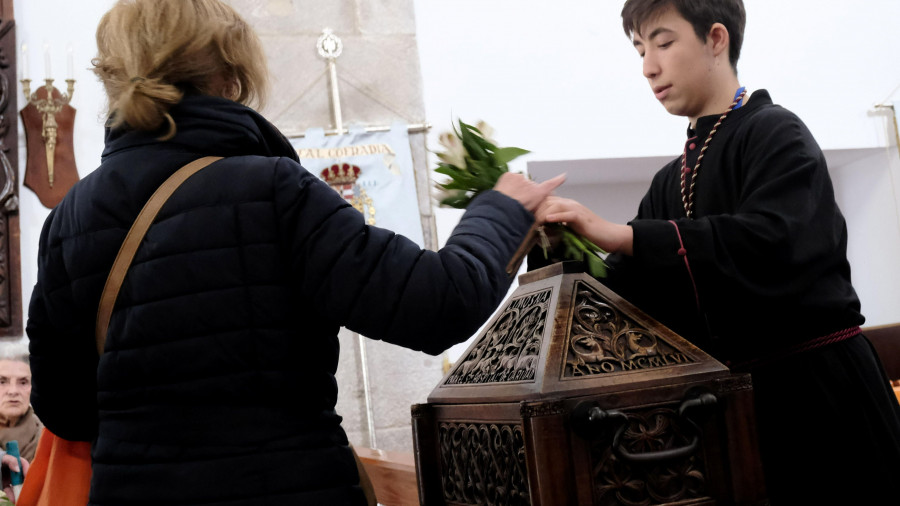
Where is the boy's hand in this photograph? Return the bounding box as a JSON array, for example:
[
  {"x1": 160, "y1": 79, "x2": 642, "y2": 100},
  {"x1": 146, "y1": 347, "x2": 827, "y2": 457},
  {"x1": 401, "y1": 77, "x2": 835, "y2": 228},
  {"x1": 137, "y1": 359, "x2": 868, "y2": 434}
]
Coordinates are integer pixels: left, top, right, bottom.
[{"x1": 537, "y1": 196, "x2": 633, "y2": 255}]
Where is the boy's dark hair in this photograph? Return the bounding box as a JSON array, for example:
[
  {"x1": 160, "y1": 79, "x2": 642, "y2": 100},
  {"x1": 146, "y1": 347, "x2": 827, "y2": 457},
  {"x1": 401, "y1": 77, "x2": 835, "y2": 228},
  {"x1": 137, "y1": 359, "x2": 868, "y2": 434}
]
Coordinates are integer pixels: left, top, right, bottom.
[{"x1": 622, "y1": 0, "x2": 746, "y2": 72}]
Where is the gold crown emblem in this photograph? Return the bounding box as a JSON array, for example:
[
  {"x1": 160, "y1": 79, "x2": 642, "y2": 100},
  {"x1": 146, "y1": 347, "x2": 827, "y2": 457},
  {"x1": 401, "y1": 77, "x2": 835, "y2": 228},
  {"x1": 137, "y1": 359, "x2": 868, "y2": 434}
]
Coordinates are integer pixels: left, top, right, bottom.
[{"x1": 321, "y1": 163, "x2": 361, "y2": 185}]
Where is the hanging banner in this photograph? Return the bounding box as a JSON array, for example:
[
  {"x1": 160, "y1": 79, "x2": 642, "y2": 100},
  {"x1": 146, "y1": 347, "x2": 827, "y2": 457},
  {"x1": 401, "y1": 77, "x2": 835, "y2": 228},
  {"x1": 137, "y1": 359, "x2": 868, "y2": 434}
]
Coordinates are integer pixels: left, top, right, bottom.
[{"x1": 291, "y1": 122, "x2": 425, "y2": 247}]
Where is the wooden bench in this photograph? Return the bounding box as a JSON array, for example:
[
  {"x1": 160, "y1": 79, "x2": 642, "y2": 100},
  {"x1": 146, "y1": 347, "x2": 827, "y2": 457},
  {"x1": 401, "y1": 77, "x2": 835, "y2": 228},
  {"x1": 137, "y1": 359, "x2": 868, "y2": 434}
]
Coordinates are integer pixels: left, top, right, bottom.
[
  {"x1": 864, "y1": 323, "x2": 900, "y2": 379},
  {"x1": 355, "y1": 447, "x2": 419, "y2": 505},
  {"x1": 864, "y1": 323, "x2": 900, "y2": 403}
]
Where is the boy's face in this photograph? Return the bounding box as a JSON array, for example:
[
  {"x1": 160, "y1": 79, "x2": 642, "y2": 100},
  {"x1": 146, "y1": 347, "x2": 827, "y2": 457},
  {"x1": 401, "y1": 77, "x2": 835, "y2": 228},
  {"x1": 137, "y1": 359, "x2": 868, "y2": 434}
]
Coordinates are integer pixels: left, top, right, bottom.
[{"x1": 632, "y1": 6, "x2": 718, "y2": 121}]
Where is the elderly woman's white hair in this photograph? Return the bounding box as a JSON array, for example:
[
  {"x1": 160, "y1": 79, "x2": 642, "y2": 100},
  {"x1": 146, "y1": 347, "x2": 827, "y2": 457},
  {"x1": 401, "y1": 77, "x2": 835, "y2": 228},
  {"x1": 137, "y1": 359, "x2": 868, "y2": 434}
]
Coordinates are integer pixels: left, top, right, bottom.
[{"x1": 0, "y1": 340, "x2": 29, "y2": 364}]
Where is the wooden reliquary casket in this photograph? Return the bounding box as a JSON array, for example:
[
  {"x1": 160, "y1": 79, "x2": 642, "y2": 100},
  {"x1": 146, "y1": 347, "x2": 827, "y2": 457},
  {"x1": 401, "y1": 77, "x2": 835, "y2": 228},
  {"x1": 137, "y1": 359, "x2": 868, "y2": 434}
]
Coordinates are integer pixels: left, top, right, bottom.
[{"x1": 411, "y1": 263, "x2": 767, "y2": 505}]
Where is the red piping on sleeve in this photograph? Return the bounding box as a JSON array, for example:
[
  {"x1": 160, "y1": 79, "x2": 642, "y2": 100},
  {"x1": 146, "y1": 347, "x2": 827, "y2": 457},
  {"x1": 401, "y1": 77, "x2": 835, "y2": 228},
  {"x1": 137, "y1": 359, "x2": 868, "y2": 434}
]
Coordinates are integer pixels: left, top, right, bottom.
[{"x1": 668, "y1": 220, "x2": 701, "y2": 311}]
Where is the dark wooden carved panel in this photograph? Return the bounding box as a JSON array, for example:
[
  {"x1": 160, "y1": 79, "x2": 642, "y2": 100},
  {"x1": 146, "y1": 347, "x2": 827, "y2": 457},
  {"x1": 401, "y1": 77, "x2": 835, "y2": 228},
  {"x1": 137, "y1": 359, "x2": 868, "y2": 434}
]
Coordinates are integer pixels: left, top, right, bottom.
[
  {"x1": 565, "y1": 281, "x2": 695, "y2": 377},
  {"x1": 443, "y1": 289, "x2": 551, "y2": 385},
  {"x1": 439, "y1": 422, "x2": 531, "y2": 506},
  {"x1": 590, "y1": 406, "x2": 711, "y2": 505},
  {"x1": 0, "y1": 0, "x2": 21, "y2": 336}
]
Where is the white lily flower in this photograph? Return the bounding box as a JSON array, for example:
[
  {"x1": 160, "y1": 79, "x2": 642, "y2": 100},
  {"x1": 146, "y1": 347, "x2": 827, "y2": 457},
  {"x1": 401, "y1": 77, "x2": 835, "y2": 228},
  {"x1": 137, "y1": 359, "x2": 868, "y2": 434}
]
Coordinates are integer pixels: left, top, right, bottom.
[
  {"x1": 432, "y1": 184, "x2": 466, "y2": 205},
  {"x1": 474, "y1": 121, "x2": 496, "y2": 144},
  {"x1": 437, "y1": 131, "x2": 467, "y2": 169}
]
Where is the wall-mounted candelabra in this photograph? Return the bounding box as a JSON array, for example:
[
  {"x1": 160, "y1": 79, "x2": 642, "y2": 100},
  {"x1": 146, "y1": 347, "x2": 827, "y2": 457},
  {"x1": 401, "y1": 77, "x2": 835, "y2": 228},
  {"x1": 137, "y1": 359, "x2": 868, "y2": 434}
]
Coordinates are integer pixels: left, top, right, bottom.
[
  {"x1": 20, "y1": 77, "x2": 74, "y2": 188},
  {"x1": 20, "y1": 42, "x2": 75, "y2": 188},
  {"x1": 18, "y1": 42, "x2": 80, "y2": 208}
]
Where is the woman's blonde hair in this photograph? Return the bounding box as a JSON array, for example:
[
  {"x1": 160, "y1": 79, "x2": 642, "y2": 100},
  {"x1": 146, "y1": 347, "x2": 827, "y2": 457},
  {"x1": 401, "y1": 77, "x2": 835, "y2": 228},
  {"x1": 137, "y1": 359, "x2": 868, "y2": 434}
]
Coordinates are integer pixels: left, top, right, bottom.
[{"x1": 93, "y1": 0, "x2": 269, "y2": 140}]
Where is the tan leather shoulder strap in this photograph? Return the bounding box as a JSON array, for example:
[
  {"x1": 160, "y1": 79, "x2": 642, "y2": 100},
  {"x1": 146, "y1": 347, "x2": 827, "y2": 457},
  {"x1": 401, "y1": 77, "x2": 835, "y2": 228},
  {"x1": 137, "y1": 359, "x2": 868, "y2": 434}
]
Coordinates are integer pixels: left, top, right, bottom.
[{"x1": 95, "y1": 156, "x2": 223, "y2": 355}]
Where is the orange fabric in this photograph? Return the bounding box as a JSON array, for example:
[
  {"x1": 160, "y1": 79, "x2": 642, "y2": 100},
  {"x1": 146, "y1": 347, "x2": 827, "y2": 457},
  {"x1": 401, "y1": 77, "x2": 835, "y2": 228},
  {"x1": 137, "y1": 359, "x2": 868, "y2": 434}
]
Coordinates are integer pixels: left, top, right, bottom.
[{"x1": 15, "y1": 428, "x2": 91, "y2": 506}]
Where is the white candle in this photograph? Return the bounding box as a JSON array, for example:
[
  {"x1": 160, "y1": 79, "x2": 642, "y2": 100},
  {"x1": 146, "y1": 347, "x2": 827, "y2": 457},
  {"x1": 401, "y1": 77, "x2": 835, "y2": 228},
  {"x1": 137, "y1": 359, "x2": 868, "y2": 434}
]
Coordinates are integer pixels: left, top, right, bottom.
[
  {"x1": 67, "y1": 44, "x2": 73, "y2": 80},
  {"x1": 43, "y1": 42, "x2": 51, "y2": 78},
  {"x1": 20, "y1": 43, "x2": 28, "y2": 80}
]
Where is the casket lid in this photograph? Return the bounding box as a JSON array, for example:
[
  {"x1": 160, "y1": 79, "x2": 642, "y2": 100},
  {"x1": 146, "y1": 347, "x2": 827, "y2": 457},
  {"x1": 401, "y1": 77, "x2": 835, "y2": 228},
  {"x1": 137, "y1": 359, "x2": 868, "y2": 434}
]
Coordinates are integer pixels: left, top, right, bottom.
[{"x1": 428, "y1": 262, "x2": 731, "y2": 404}]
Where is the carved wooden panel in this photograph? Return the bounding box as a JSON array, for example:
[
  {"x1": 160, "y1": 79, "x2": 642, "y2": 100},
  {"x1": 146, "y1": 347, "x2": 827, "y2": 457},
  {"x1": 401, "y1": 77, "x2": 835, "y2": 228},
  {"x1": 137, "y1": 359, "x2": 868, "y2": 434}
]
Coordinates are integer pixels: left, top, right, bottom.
[
  {"x1": 0, "y1": 0, "x2": 21, "y2": 336},
  {"x1": 565, "y1": 281, "x2": 695, "y2": 377},
  {"x1": 438, "y1": 422, "x2": 530, "y2": 506},
  {"x1": 590, "y1": 406, "x2": 711, "y2": 505},
  {"x1": 443, "y1": 288, "x2": 550, "y2": 385}
]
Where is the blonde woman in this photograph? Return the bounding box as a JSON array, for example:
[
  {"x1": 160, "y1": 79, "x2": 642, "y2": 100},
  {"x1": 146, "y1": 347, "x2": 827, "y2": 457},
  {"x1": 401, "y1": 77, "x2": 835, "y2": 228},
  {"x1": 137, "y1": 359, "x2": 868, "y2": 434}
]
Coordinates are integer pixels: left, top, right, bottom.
[{"x1": 25, "y1": 1, "x2": 561, "y2": 504}]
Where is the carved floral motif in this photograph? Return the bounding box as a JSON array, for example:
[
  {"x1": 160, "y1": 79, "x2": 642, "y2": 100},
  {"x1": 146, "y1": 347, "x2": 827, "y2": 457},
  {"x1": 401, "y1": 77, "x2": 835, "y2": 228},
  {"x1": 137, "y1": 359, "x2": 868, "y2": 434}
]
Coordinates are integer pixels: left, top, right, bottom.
[
  {"x1": 591, "y1": 407, "x2": 709, "y2": 505},
  {"x1": 0, "y1": 35, "x2": 15, "y2": 329},
  {"x1": 444, "y1": 289, "x2": 551, "y2": 385},
  {"x1": 439, "y1": 422, "x2": 531, "y2": 506},
  {"x1": 565, "y1": 282, "x2": 694, "y2": 377}
]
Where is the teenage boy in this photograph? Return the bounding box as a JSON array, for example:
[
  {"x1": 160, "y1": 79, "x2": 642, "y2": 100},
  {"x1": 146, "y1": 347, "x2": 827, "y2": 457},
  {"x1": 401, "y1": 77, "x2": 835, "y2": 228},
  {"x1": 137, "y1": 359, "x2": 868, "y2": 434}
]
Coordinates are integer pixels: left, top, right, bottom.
[{"x1": 535, "y1": 0, "x2": 900, "y2": 503}]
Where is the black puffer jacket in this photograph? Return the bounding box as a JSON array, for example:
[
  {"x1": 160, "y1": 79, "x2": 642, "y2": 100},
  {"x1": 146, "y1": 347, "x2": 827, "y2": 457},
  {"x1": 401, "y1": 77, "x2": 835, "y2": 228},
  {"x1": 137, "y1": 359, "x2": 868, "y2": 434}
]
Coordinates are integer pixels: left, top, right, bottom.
[{"x1": 26, "y1": 95, "x2": 533, "y2": 505}]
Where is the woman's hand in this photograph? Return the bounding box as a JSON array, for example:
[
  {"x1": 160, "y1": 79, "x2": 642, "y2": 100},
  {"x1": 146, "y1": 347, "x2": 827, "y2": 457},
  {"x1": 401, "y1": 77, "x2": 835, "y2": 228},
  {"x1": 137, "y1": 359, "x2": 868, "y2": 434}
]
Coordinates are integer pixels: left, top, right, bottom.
[
  {"x1": 1, "y1": 454, "x2": 29, "y2": 504},
  {"x1": 0, "y1": 454, "x2": 28, "y2": 475},
  {"x1": 493, "y1": 173, "x2": 565, "y2": 213},
  {"x1": 536, "y1": 196, "x2": 634, "y2": 255}
]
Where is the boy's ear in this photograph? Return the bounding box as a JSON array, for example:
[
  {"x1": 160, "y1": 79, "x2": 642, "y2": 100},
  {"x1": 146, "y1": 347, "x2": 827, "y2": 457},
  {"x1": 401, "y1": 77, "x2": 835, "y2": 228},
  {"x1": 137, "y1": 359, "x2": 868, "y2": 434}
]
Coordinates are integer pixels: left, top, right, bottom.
[{"x1": 707, "y1": 22, "x2": 730, "y2": 58}]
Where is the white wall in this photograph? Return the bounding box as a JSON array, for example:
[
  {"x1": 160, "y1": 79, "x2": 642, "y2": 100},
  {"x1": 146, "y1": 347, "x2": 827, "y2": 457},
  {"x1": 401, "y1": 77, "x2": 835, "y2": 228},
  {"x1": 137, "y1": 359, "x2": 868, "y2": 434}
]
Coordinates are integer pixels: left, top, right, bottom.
[
  {"x1": 830, "y1": 146, "x2": 900, "y2": 326},
  {"x1": 12, "y1": 0, "x2": 900, "y2": 333}
]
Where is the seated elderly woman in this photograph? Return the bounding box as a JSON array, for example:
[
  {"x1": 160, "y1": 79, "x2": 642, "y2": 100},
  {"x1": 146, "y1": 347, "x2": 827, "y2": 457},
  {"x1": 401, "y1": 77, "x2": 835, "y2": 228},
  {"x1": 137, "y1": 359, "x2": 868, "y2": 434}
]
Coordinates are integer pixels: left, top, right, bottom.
[
  {"x1": 0, "y1": 342, "x2": 42, "y2": 462},
  {"x1": 0, "y1": 342, "x2": 39, "y2": 502}
]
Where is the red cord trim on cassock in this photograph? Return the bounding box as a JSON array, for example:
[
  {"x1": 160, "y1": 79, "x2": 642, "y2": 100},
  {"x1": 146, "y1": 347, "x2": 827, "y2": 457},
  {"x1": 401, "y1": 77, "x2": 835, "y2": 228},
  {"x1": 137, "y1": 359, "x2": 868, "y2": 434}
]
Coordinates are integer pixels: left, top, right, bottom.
[
  {"x1": 668, "y1": 220, "x2": 700, "y2": 310},
  {"x1": 729, "y1": 326, "x2": 862, "y2": 371}
]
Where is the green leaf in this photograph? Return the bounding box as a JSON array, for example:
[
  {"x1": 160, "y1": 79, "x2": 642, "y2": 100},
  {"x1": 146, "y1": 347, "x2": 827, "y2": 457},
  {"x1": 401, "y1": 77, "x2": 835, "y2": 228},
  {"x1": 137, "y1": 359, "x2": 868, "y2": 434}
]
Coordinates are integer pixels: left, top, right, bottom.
[
  {"x1": 435, "y1": 181, "x2": 465, "y2": 191},
  {"x1": 585, "y1": 252, "x2": 608, "y2": 278},
  {"x1": 580, "y1": 237, "x2": 607, "y2": 255},
  {"x1": 561, "y1": 231, "x2": 591, "y2": 255},
  {"x1": 544, "y1": 224, "x2": 609, "y2": 278},
  {"x1": 440, "y1": 193, "x2": 473, "y2": 208},
  {"x1": 464, "y1": 160, "x2": 501, "y2": 189},
  {"x1": 481, "y1": 160, "x2": 506, "y2": 181},
  {"x1": 459, "y1": 123, "x2": 490, "y2": 161},
  {"x1": 492, "y1": 146, "x2": 530, "y2": 166},
  {"x1": 434, "y1": 165, "x2": 459, "y2": 177},
  {"x1": 436, "y1": 165, "x2": 481, "y2": 188}
]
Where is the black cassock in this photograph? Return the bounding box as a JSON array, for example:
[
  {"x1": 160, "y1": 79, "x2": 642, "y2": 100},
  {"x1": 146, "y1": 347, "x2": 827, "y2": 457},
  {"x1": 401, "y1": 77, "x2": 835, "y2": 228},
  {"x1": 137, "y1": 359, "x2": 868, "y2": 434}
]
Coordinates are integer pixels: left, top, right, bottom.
[{"x1": 534, "y1": 89, "x2": 900, "y2": 504}]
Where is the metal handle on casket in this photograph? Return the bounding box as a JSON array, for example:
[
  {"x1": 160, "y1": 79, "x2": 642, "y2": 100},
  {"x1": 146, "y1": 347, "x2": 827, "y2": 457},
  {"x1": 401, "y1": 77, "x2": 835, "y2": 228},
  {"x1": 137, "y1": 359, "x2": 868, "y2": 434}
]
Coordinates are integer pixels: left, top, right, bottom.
[{"x1": 574, "y1": 392, "x2": 718, "y2": 465}]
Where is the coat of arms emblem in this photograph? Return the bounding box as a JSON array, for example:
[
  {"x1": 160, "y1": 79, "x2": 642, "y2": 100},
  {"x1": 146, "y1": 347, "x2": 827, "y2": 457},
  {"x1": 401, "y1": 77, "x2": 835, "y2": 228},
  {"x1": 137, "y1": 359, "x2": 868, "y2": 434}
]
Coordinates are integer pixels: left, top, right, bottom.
[{"x1": 321, "y1": 163, "x2": 376, "y2": 225}]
